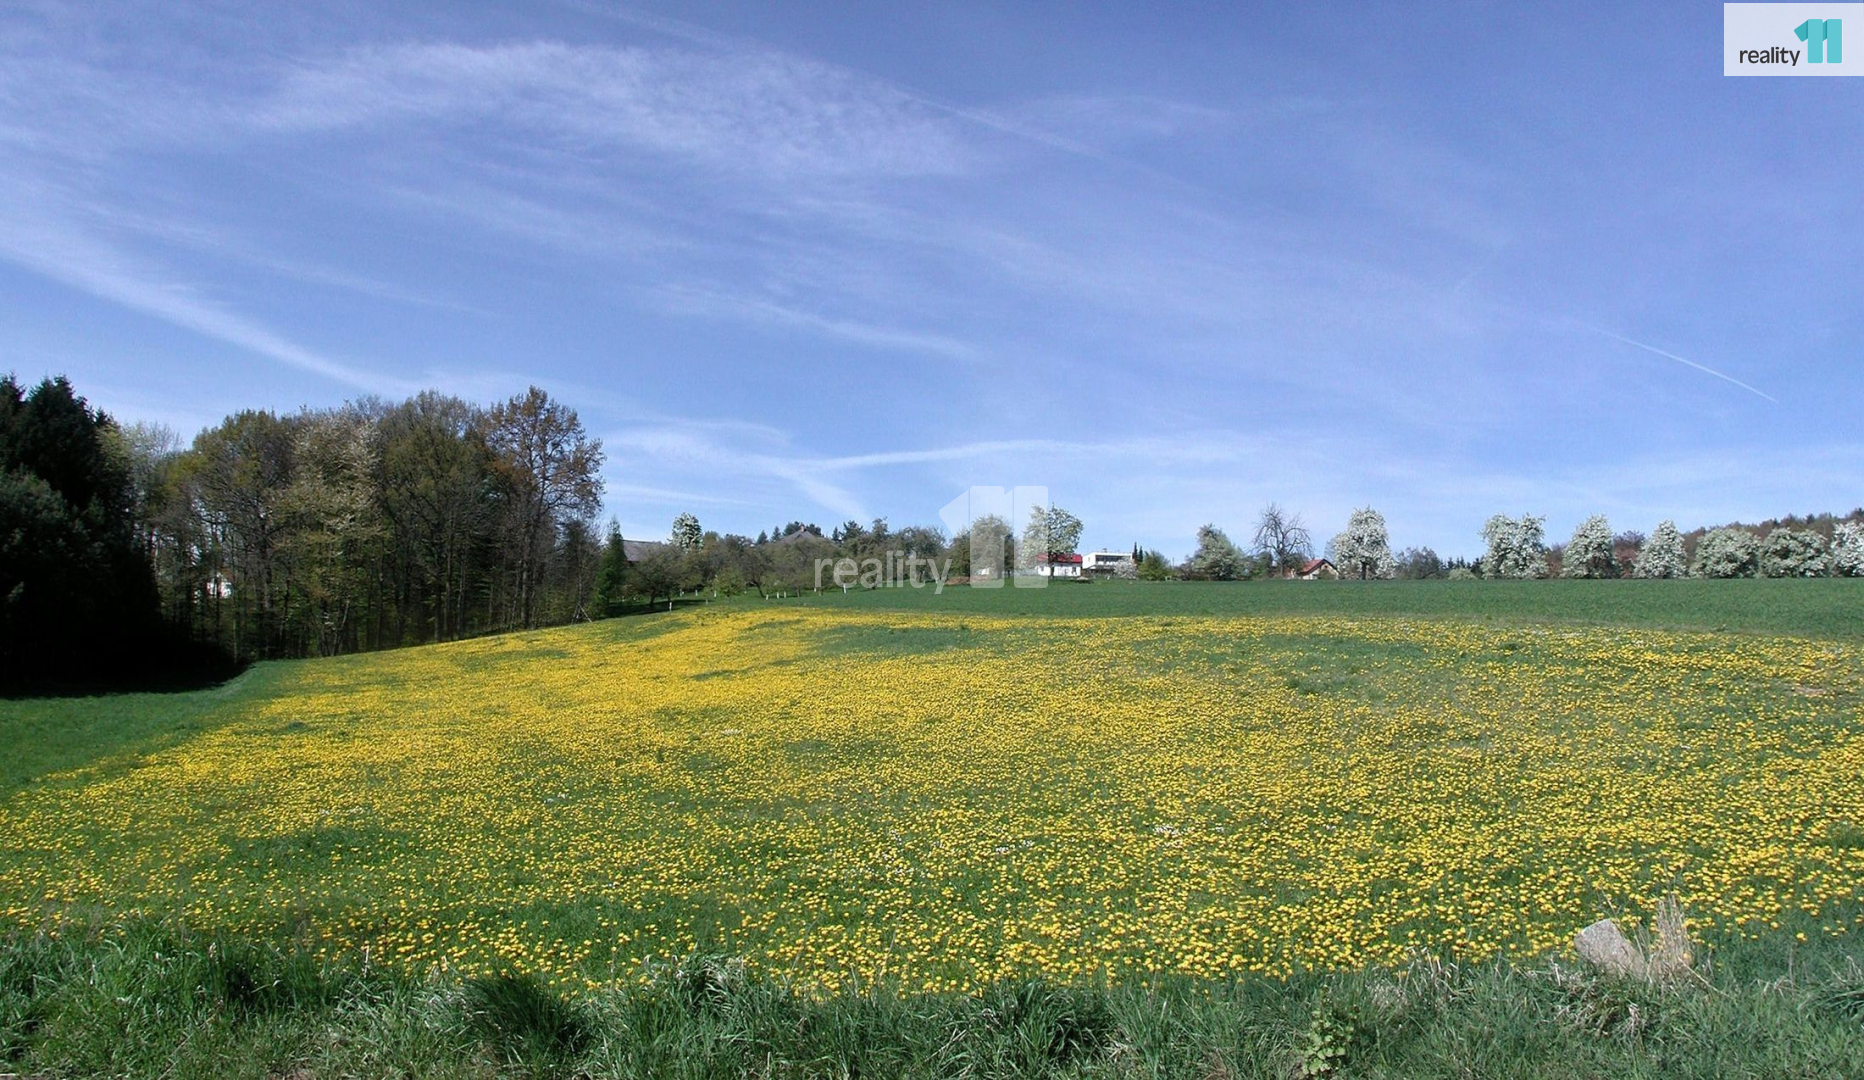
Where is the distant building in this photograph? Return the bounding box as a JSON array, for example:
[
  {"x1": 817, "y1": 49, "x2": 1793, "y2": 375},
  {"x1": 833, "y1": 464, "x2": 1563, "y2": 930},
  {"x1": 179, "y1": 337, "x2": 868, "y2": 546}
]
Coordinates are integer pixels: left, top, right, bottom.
[
  {"x1": 623, "y1": 539, "x2": 671, "y2": 562},
  {"x1": 1290, "y1": 557, "x2": 1338, "y2": 581},
  {"x1": 1080, "y1": 550, "x2": 1135, "y2": 576},
  {"x1": 1032, "y1": 552, "x2": 1084, "y2": 578}
]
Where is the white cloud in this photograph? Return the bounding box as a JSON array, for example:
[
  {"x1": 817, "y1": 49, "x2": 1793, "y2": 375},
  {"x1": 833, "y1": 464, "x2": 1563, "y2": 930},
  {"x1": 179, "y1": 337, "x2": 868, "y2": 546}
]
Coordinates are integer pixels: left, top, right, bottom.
[
  {"x1": 0, "y1": 180, "x2": 413, "y2": 395},
  {"x1": 652, "y1": 286, "x2": 981, "y2": 362},
  {"x1": 0, "y1": 2, "x2": 1852, "y2": 560},
  {"x1": 253, "y1": 42, "x2": 976, "y2": 180}
]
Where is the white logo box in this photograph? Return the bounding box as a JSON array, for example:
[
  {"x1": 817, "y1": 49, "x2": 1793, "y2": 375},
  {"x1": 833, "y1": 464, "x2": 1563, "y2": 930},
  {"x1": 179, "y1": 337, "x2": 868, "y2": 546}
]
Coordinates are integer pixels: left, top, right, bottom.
[{"x1": 1726, "y1": 3, "x2": 1863, "y2": 75}]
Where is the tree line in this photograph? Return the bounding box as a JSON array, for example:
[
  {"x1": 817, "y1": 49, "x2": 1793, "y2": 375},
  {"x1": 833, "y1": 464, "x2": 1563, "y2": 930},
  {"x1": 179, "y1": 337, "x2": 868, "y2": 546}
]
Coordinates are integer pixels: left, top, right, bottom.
[
  {"x1": 9, "y1": 371, "x2": 1863, "y2": 690},
  {"x1": 2, "y1": 376, "x2": 235, "y2": 689},
  {"x1": 1157, "y1": 504, "x2": 1470, "y2": 582},
  {"x1": 133, "y1": 386, "x2": 612, "y2": 661},
  {"x1": 1151, "y1": 504, "x2": 1864, "y2": 583},
  {"x1": 2, "y1": 374, "x2": 613, "y2": 685},
  {"x1": 1477, "y1": 512, "x2": 1864, "y2": 580}
]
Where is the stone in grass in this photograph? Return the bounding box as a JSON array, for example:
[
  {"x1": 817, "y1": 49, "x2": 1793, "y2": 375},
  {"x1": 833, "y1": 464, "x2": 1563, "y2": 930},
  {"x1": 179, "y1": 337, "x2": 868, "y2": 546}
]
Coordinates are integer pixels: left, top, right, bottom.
[
  {"x1": 1574, "y1": 919, "x2": 1648, "y2": 979},
  {"x1": 1573, "y1": 895, "x2": 1694, "y2": 982}
]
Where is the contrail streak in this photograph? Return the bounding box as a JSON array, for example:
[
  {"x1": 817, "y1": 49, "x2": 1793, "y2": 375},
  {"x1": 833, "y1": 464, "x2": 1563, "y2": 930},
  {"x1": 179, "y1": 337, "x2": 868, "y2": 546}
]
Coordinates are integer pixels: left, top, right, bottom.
[{"x1": 1592, "y1": 328, "x2": 1778, "y2": 404}]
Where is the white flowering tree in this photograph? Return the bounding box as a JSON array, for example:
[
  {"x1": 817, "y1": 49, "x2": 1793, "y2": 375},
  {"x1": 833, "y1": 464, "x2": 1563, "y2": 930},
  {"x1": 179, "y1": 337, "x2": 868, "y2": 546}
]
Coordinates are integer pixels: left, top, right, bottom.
[
  {"x1": 1021, "y1": 504, "x2": 1084, "y2": 574},
  {"x1": 1329, "y1": 507, "x2": 1396, "y2": 580},
  {"x1": 1560, "y1": 515, "x2": 1616, "y2": 578},
  {"x1": 670, "y1": 512, "x2": 703, "y2": 551},
  {"x1": 1759, "y1": 527, "x2": 1830, "y2": 577},
  {"x1": 1633, "y1": 520, "x2": 1687, "y2": 579},
  {"x1": 1833, "y1": 522, "x2": 1864, "y2": 577},
  {"x1": 1692, "y1": 527, "x2": 1759, "y2": 578},
  {"x1": 1480, "y1": 513, "x2": 1549, "y2": 579}
]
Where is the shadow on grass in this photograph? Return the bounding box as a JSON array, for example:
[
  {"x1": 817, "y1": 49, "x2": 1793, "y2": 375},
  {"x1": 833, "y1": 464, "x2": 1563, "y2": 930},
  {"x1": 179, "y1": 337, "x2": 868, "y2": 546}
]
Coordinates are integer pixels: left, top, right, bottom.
[
  {"x1": 0, "y1": 663, "x2": 271, "y2": 799},
  {"x1": 464, "y1": 971, "x2": 592, "y2": 1072},
  {"x1": 595, "y1": 596, "x2": 722, "y2": 620},
  {"x1": 2, "y1": 637, "x2": 246, "y2": 700},
  {"x1": 6, "y1": 911, "x2": 1864, "y2": 1078}
]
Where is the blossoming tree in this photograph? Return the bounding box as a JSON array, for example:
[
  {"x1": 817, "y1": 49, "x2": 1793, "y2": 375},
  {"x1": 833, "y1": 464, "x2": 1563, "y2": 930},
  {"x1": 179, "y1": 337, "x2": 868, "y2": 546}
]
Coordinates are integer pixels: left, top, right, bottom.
[
  {"x1": 1329, "y1": 507, "x2": 1396, "y2": 580},
  {"x1": 1480, "y1": 514, "x2": 1549, "y2": 579},
  {"x1": 1633, "y1": 520, "x2": 1687, "y2": 579},
  {"x1": 1560, "y1": 515, "x2": 1616, "y2": 579}
]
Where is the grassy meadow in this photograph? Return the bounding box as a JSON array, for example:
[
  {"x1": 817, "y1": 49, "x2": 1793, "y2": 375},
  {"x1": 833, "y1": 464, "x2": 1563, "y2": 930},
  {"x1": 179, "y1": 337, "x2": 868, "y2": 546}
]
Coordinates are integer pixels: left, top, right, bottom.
[
  {"x1": 4, "y1": 579, "x2": 1864, "y2": 1076},
  {"x1": 815, "y1": 576, "x2": 1864, "y2": 639}
]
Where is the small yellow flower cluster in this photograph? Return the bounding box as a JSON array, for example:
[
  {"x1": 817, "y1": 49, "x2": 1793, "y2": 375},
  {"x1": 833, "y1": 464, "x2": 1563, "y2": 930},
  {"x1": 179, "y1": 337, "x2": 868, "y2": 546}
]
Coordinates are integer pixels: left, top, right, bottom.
[{"x1": 0, "y1": 609, "x2": 1858, "y2": 992}]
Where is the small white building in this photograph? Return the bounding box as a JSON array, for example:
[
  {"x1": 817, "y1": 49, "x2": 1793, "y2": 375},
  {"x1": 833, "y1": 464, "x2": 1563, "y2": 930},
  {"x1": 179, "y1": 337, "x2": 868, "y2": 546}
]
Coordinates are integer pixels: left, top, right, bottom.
[
  {"x1": 1080, "y1": 550, "x2": 1135, "y2": 576},
  {"x1": 1031, "y1": 553, "x2": 1084, "y2": 578}
]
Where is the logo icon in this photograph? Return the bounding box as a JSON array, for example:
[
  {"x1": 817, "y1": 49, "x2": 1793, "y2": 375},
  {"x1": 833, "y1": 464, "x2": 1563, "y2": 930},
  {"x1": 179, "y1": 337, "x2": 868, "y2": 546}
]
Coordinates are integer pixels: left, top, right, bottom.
[
  {"x1": 1795, "y1": 18, "x2": 1843, "y2": 61},
  {"x1": 938, "y1": 486, "x2": 1050, "y2": 589},
  {"x1": 1726, "y1": 4, "x2": 1861, "y2": 76}
]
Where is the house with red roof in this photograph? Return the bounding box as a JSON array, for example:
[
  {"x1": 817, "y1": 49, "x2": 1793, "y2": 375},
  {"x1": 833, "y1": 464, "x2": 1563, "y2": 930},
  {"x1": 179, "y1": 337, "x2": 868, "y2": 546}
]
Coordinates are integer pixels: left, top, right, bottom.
[{"x1": 1032, "y1": 552, "x2": 1084, "y2": 578}]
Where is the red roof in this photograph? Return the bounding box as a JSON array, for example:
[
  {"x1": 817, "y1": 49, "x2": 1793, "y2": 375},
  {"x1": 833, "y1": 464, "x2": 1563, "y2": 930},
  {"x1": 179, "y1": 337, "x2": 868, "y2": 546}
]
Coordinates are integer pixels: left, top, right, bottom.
[
  {"x1": 1299, "y1": 558, "x2": 1333, "y2": 573},
  {"x1": 1037, "y1": 553, "x2": 1084, "y2": 564}
]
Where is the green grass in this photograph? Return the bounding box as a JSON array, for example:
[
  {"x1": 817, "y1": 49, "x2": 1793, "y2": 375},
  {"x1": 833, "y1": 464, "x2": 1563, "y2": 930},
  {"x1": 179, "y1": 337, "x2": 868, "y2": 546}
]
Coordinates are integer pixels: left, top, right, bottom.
[
  {"x1": 0, "y1": 665, "x2": 283, "y2": 797},
  {"x1": 5, "y1": 580, "x2": 1864, "y2": 1075},
  {"x1": 0, "y1": 580, "x2": 1853, "y2": 800},
  {"x1": 3, "y1": 913, "x2": 1863, "y2": 1078},
  {"x1": 808, "y1": 577, "x2": 1864, "y2": 640}
]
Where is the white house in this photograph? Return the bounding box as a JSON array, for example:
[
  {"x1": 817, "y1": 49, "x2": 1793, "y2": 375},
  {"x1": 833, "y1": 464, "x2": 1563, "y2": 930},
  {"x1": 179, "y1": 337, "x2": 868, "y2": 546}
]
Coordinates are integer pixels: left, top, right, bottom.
[
  {"x1": 1031, "y1": 553, "x2": 1084, "y2": 578},
  {"x1": 1080, "y1": 550, "x2": 1135, "y2": 576}
]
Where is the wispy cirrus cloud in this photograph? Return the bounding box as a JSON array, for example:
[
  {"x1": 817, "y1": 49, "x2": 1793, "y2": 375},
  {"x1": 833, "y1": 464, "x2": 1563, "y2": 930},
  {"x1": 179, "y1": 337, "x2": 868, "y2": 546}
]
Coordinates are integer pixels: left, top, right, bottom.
[
  {"x1": 0, "y1": 178, "x2": 412, "y2": 395},
  {"x1": 0, "y1": 2, "x2": 1851, "y2": 556},
  {"x1": 0, "y1": 24, "x2": 1012, "y2": 396},
  {"x1": 252, "y1": 42, "x2": 978, "y2": 180},
  {"x1": 651, "y1": 286, "x2": 982, "y2": 362},
  {"x1": 605, "y1": 414, "x2": 1864, "y2": 557},
  {"x1": 608, "y1": 425, "x2": 873, "y2": 521},
  {"x1": 0, "y1": 10, "x2": 1483, "y2": 404}
]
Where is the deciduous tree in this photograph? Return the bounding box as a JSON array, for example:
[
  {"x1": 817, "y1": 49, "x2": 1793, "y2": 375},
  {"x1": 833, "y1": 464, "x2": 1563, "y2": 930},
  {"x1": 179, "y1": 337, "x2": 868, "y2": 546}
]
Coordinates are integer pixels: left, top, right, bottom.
[
  {"x1": 1330, "y1": 507, "x2": 1396, "y2": 580},
  {"x1": 1480, "y1": 514, "x2": 1549, "y2": 579},
  {"x1": 1184, "y1": 524, "x2": 1245, "y2": 580},
  {"x1": 1252, "y1": 503, "x2": 1313, "y2": 575},
  {"x1": 1560, "y1": 515, "x2": 1616, "y2": 579},
  {"x1": 375, "y1": 393, "x2": 498, "y2": 644},
  {"x1": 1633, "y1": 521, "x2": 1687, "y2": 579},
  {"x1": 670, "y1": 512, "x2": 703, "y2": 551},
  {"x1": 955, "y1": 514, "x2": 1013, "y2": 580},
  {"x1": 192, "y1": 410, "x2": 297, "y2": 657},
  {"x1": 1759, "y1": 527, "x2": 1829, "y2": 578},
  {"x1": 1832, "y1": 522, "x2": 1864, "y2": 577},
  {"x1": 282, "y1": 409, "x2": 381, "y2": 655},
  {"x1": 1394, "y1": 546, "x2": 1444, "y2": 579},
  {"x1": 1022, "y1": 505, "x2": 1084, "y2": 575},
  {"x1": 1693, "y1": 527, "x2": 1759, "y2": 578},
  {"x1": 482, "y1": 387, "x2": 604, "y2": 629}
]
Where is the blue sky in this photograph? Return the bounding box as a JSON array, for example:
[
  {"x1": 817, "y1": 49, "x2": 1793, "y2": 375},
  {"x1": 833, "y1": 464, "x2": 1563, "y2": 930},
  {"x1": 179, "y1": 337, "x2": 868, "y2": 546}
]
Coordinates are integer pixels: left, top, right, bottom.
[{"x1": 1, "y1": 1, "x2": 1858, "y2": 558}]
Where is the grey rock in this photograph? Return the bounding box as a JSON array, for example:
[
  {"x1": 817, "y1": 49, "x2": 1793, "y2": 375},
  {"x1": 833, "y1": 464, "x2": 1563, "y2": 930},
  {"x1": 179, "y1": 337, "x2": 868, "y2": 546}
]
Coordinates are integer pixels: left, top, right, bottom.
[{"x1": 1574, "y1": 919, "x2": 1648, "y2": 979}]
